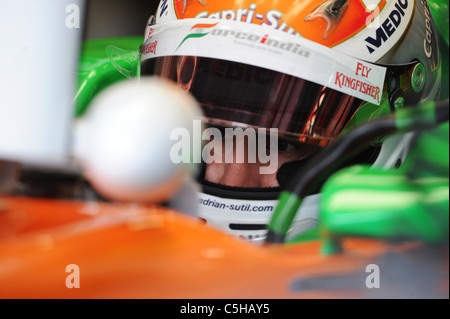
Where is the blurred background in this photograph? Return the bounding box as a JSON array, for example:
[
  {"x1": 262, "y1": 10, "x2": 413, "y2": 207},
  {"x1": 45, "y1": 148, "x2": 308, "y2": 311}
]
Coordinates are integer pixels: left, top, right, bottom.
[{"x1": 84, "y1": 0, "x2": 159, "y2": 39}]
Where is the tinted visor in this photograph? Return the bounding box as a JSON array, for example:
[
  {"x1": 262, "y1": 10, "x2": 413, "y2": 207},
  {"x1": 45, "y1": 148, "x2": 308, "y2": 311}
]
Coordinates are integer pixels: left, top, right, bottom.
[{"x1": 141, "y1": 56, "x2": 364, "y2": 147}]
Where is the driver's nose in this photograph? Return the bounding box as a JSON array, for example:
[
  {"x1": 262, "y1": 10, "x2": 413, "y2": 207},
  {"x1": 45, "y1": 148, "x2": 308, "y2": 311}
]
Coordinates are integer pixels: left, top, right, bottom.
[
  {"x1": 205, "y1": 161, "x2": 280, "y2": 188},
  {"x1": 203, "y1": 138, "x2": 279, "y2": 188}
]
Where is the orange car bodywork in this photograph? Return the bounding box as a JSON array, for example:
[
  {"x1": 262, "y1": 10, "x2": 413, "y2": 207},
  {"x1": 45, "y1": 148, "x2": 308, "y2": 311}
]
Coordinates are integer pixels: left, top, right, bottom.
[{"x1": 0, "y1": 195, "x2": 447, "y2": 299}]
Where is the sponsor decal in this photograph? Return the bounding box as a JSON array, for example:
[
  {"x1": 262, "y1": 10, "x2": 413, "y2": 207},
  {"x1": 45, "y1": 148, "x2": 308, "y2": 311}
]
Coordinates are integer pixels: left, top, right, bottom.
[
  {"x1": 143, "y1": 19, "x2": 386, "y2": 105},
  {"x1": 159, "y1": 0, "x2": 169, "y2": 17},
  {"x1": 176, "y1": 22, "x2": 309, "y2": 57},
  {"x1": 195, "y1": 3, "x2": 300, "y2": 35},
  {"x1": 142, "y1": 40, "x2": 158, "y2": 55},
  {"x1": 365, "y1": 0, "x2": 408, "y2": 54},
  {"x1": 199, "y1": 197, "x2": 274, "y2": 213},
  {"x1": 177, "y1": 22, "x2": 219, "y2": 50},
  {"x1": 334, "y1": 62, "x2": 381, "y2": 102},
  {"x1": 147, "y1": 27, "x2": 155, "y2": 38},
  {"x1": 209, "y1": 28, "x2": 310, "y2": 57},
  {"x1": 420, "y1": 0, "x2": 433, "y2": 59}
]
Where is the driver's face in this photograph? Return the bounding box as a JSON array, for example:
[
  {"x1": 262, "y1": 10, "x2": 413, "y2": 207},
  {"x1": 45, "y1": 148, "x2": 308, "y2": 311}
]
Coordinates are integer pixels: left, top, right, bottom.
[{"x1": 204, "y1": 136, "x2": 318, "y2": 188}]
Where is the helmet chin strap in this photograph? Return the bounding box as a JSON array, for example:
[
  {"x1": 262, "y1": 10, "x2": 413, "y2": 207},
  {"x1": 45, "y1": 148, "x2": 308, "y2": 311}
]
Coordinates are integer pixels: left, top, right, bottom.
[
  {"x1": 196, "y1": 190, "x2": 321, "y2": 244},
  {"x1": 195, "y1": 160, "x2": 318, "y2": 243}
]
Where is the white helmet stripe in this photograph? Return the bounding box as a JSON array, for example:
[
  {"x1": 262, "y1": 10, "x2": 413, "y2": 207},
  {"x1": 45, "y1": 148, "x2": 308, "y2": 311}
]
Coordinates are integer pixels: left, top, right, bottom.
[{"x1": 142, "y1": 18, "x2": 387, "y2": 105}]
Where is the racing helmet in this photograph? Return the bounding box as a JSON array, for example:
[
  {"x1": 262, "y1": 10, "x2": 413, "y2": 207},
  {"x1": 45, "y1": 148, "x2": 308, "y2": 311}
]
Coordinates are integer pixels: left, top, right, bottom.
[{"x1": 140, "y1": 0, "x2": 441, "y2": 243}]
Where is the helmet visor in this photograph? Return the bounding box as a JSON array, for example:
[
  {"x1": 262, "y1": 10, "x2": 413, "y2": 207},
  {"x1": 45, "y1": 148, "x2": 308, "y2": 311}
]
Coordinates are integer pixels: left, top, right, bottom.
[
  {"x1": 142, "y1": 56, "x2": 364, "y2": 146},
  {"x1": 140, "y1": 18, "x2": 389, "y2": 146}
]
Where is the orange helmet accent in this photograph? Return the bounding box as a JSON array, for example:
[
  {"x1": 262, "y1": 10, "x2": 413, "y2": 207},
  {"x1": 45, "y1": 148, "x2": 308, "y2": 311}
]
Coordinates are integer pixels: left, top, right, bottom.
[{"x1": 171, "y1": 0, "x2": 386, "y2": 48}]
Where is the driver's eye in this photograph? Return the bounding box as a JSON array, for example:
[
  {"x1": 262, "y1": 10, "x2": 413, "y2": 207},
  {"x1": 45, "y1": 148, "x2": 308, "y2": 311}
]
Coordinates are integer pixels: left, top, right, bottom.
[
  {"x1": 278, "y1": 140, "x2": 287, "y2": 152},
  {"x1": 263, "y1": 138, "x2": 296, "y2": 153},
  {"x1": 278, "y1": 140, "x2": 294, "y2": 152}
]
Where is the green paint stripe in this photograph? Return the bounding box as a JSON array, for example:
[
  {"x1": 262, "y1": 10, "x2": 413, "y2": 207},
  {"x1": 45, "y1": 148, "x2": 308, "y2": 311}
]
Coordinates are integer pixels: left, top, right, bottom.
[
  {"x1": 268, "y1": 191, "x2": 302, "y2": 235},
  {"x1": 177, "y1": 32, "x2": 210, "y2": 51},
  {"x1": 395, "y1": 101, "x2": 436, "y2": 130}
]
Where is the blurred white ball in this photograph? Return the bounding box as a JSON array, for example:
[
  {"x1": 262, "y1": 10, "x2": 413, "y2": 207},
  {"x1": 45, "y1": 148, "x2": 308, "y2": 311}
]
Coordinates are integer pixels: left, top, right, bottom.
[{"x1": 74, "y1": 77, "x2": 203, "y2": 203}]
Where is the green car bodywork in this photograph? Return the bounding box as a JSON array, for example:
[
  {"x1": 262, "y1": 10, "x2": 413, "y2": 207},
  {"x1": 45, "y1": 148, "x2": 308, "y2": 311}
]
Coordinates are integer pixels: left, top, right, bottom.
[
  {"x1": 75, "y1": 36, "x2": 143, "y2": 117},
  {"x1": 307, "y1": 1, "x2": 449, "y2": 248}
]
